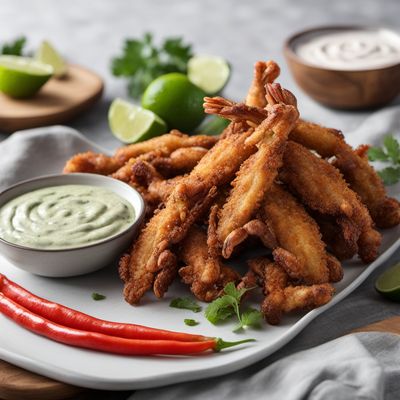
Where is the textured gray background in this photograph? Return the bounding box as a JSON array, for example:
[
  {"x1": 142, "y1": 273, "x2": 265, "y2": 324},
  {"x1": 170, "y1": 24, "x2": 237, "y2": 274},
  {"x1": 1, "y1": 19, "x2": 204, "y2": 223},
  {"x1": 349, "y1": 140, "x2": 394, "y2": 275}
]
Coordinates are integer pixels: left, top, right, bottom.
[
  {"x1": 1, "y1": 1, "x2": 400, "y2": 399},
  {"x1": 0, "y1": 0, "x2": 399, "y2": 148}
]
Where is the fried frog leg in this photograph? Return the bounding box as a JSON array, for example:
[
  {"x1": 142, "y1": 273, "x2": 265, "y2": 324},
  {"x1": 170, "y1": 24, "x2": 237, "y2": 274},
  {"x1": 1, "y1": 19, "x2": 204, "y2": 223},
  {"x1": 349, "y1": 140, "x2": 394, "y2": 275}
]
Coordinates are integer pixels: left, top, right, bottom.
[
  {"x1": 120, "y1": 122, "x2": 256, "y2": 304},
  {"x1": 290, "y1": 117, "x2": 400, "y2": 229},
  {"x1": 246, "y1": 257, "x2": 334, "y2": 325},
  {"x1": 63, "y1": 152, "x2": 121, "y2": 175},
  {"x1": 280, "y1": 141, "x2": 381, "y2": 263},
  {"x1": 205, "y1": 84, "x2": 299, "y2": 257},
  {"x1": 261, "y1": 183, "x2": 342, "y2": 284},
  {"x1": 114, "y1": 130, "x2": 217, "y2": 165},
  {"x1": 179, "y1": 225, "x2": 240, "y2": 302}
]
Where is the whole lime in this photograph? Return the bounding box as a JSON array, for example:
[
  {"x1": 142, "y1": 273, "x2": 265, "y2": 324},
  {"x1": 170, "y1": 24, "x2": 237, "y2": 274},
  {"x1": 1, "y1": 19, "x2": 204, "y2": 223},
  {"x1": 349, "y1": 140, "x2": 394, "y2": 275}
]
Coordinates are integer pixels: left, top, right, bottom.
[{"x1": 141, "y1": 73, "x2": 206, "y2": 132}]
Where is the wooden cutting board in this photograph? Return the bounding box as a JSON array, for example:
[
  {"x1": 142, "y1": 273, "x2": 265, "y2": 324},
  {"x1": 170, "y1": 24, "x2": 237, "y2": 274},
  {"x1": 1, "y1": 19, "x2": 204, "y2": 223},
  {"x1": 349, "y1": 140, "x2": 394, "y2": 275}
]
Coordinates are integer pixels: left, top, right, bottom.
[
  {"x1": 0, "y1": 64, "x2": 103, "y2": 133},
  {"x1": 1, "y1": 316, "x2": 400, "y2": 400}
]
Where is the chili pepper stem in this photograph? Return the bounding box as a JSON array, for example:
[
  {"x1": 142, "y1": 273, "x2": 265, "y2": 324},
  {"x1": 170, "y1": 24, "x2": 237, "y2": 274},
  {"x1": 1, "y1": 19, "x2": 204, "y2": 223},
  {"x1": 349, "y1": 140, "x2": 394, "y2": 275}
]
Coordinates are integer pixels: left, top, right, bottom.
[{"x1": 214, "y1": 338, "x2": 255, "y2": 352}]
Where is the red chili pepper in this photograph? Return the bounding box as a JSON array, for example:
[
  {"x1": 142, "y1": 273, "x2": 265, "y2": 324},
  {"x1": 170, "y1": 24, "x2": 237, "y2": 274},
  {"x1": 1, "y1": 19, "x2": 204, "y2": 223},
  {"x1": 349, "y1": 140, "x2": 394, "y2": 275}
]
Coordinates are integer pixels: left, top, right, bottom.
[
  {"x1": 0, "y1": 293, "x2": 253, "y2": 355},
  {"x1": 0, "y1": 273, "x2": 204, "y2": 342}
]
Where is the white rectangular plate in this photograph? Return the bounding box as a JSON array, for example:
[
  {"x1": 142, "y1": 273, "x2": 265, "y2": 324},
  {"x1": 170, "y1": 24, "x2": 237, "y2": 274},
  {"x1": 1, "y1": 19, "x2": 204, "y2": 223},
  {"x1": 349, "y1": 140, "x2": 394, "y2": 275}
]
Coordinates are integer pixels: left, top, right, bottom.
[
  {"x1": 0, "y1": 127, "x2": 399, "y2": 390},
  {"x1": 0, "y1": 228, "x2": 399, "y2": 390}
]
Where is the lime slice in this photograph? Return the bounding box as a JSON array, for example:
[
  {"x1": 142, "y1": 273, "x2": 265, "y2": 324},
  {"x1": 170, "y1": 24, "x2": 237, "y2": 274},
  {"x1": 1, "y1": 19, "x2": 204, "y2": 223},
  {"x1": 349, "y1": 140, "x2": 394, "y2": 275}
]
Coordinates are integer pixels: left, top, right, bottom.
[
  {"x1": 35, "y1": 40, "x2": 67, "y2": 78},
  {"x1": 0, "y1": 55, "x2": 53, "y2": 98},
  {"x1": 375, "y1": 262, "x2": 400, "y2": 301},
  {"x1": 187, "y1": 55, "x2": 230, "y2": 95},
  {"x1": 108, "y1": 98, "x2": 168, "y2": 144}
]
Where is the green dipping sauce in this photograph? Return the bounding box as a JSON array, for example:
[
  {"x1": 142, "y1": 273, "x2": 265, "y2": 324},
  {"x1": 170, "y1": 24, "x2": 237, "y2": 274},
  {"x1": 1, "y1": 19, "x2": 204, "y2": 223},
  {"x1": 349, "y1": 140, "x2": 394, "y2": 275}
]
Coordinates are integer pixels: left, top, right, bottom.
[{"x1": 0, "y1": 185, "x2": 135, "y2": 250}]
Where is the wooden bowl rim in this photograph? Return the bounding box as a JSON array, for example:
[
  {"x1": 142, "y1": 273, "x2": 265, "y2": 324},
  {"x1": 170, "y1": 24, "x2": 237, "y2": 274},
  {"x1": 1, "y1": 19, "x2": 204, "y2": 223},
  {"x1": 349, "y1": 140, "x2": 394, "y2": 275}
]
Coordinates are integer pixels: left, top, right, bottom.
[{"x1": 283, "y1": 24, "x2": 400, "y2": 73}]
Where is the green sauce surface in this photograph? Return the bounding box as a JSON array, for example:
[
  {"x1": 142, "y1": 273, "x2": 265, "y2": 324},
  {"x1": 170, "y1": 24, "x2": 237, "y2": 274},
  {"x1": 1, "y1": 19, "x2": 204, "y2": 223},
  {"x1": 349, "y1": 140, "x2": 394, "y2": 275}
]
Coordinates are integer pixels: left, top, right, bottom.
[{"x1": 0, "y1": 185, "x2": 135, "y2": 250}]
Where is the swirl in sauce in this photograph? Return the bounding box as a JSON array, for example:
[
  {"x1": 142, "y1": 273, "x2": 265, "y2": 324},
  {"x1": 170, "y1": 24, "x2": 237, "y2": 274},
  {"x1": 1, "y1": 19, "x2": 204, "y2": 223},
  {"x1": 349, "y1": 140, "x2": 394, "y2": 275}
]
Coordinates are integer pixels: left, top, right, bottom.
[
  {"x1": 295, "y1": 29, "x2": 400, "y2": 70},
  {"x1": 0, "y1": 185, "x2": 135, "y2": 250}
]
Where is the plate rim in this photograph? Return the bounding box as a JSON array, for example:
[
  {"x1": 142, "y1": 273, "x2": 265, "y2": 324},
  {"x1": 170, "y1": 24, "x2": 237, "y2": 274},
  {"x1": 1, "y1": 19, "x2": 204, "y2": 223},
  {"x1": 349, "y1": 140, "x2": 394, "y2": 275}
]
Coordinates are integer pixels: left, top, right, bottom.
[{"x1": 1, "y1": 234, "x2": 399, "y2": 390}]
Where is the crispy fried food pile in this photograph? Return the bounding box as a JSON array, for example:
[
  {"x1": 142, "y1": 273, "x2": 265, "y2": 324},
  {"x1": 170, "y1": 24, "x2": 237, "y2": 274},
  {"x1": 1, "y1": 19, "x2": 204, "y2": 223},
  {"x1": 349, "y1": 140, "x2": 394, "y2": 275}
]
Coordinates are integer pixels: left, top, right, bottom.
[{"x1": 63, "y1": 60, "x2": 400, "y2": 325}]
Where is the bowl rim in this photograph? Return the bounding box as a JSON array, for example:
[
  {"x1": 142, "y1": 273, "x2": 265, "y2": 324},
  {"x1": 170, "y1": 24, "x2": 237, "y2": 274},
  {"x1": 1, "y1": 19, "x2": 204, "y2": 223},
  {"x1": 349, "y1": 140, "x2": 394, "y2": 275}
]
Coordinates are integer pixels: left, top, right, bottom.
[
  {"x1": 284, "y1": 24, "x2": 400, "y2": 73},
  {"x1": 0, "y1": 173, "x2": 145, "y2": 253}
]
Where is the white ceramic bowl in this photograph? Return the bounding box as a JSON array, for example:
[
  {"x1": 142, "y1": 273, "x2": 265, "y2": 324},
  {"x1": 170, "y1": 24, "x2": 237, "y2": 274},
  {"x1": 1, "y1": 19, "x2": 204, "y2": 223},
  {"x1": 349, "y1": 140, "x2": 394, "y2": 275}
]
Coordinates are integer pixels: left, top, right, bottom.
[{"x1": 0, "y1": 173, "x2": 145, "y2": 277}]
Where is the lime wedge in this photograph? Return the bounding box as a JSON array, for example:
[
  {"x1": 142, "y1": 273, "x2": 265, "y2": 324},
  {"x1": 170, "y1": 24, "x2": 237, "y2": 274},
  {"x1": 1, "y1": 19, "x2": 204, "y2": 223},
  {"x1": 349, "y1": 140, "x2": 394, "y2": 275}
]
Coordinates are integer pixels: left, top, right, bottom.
[
  {"x1": 108, "y1": 98, "x2": 168, "y2": 144},
  {"x1": 375, "y1": 262, "x2": 400, "y2": 301},
  {"x1": 0, "y1": 55, "x2": 53, "y2": 98},
  {"x1": 197, "y1": 116, "x2": 230, "y2": 136},
  {"x1": 187, "y1": 55, "x2": 230, "y2": 95},
  {"x1": 35, "y1": 40, "x2": 67, "y2": 78}
]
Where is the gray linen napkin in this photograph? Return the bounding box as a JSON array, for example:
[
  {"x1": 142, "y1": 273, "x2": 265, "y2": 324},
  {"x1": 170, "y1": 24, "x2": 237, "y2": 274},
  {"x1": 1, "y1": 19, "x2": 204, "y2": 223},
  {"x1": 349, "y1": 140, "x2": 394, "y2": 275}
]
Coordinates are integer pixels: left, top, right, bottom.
[
  {"x1": 132, "y1": 332, "x2": 400, "y2": 400},
  {"x1": 0, "y1": 108, "x2": 400, "y2": 400},
  {"x1": 0, "y1": 125, "x2": 108, "y2": 191}
]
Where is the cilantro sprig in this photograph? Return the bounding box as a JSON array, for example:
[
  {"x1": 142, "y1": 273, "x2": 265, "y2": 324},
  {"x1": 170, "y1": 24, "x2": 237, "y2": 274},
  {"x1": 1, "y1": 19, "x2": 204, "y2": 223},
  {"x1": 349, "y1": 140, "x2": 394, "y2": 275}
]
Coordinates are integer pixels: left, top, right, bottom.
[
  {"x1": 111, "y1": 32, "x2": 193, "y2": 99},
  {"x1": 1, "y1": 36, "x2": 27, "y2": 56},
  {"x1": 205, "y1": 283, "x2": 262, "y2": 332},
  {"x1": 169, "y1": 297, "x2": 202, "y2": 313},
  {"x1": 368, "y1": 135, "x2": 400, "y2": 185}
]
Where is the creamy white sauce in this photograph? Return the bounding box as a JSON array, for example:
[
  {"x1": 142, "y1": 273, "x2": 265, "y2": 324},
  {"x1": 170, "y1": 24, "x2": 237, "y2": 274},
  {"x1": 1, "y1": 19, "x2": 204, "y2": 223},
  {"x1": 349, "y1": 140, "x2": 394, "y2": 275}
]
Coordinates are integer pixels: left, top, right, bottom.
[
  {"x1": 294, "y1": 29, "x2": 400, "y2": 70},
  {"x1": 0, "y1": 185, "x2": 135, "y2": 250}
]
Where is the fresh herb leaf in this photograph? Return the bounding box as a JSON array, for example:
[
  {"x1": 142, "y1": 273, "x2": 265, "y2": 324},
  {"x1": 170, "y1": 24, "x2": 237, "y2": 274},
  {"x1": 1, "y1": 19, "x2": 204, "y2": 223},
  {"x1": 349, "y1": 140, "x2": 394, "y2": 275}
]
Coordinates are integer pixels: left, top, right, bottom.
[
  {"x1": 223, "y1": 282, "x2": 252, "y2": 301},
  {"x1": 205, "y1": 283, "x2": 261, "y2": 332},
  {"x1": 1, "y1": 36, "x2": 27, "y2": 56},
  {"x1": 184, "y1": 319, "x2": 199, "y2": 326},
  {"x1": 384, "y1": 135, "x2": 400, "y2": 163},
  {"x1": 378, "y1": 167, "x2": 400, "y2": 185},
  {"x1": 170, "y1": 297, "x2": 202, "y2": 313},
  {"x1": 205, "y1": 295, "x2": 236, "y2": 324},
  {"x1": 111, "y1": 32, "x2": 193, "y2": 99},
  {"x1": 233, "y1": 308, "x2": 262, "y2": 332},
  {"x1": 368, "y1": 135, "x2": 400, "y2": 185},
  {"x1": 367, "y1": 146, "x2": 388, "y2": 161},
  {"x1": 91, "y1": 292, "x2": 106, "y2": 301}
]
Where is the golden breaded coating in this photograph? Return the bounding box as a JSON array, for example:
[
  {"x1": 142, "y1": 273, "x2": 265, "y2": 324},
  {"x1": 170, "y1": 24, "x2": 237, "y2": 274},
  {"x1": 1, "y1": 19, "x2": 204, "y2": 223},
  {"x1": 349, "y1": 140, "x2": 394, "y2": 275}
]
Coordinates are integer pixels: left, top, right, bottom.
[
  {"x1": 261, "y1": 183, "x2": 335, "y2": 284},
  {"x1": 290, "y1": 120, "x2": 400, "y2": 229},
  {"x1": 120, "y1": 182, "x2": 217, "y2": 304},
  {"x1": 217, "y1": 104, "x2": 298, "y2": 254},
  {"x1": 152, "y1": 147, "x2": 208, "y2": 177},
  {"x1": 63, "y1": 151, "x2": 121, "y2": 175},
  {"x1": 280, "y1": 141, "x2": 381, "y2": 264},
  {"x1": 120, "y1": 123, "x2": 256, "y2": 304},
  {"x1": 114, "y1": 130, "x2": 217, "y2": 165},
  {"x1": 245, "y1": 60, "x2": 281, "y2": 107},
  {"x1": 247, "y1": 258, "x2": 334, "y2": 325},
  {"x1": 312, "y1": 212, "x2": 359, "y2": 261},
  {"x1": 179, "y1": 226, "x2": 240, "y2": 302}
]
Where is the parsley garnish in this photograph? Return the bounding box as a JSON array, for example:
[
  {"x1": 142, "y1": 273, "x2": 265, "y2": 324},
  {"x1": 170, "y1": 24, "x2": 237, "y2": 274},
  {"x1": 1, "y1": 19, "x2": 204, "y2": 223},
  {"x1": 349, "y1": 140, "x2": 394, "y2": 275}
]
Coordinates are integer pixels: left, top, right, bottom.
[
  {"x1": 368, "y1": 135, "x2": 400, "y2": 185},
  {"x1": 205, "y1": 282, "x2": 262, "y2": 332},
  {"x1": 169, "y1": 297, "x2": 202, "y2": 313},
  {"x1": 91, "y1": 292, "x2": 106, "y2": 301},
  {"x1": 111, "y1": 32, "x2": 193, "y2": 99},
  {"x1": 184, "y1": 319, "x2": 199, "y2": 326},
  {"x1": 1, "y1": 36, "x2": 27, "y2": 56}
]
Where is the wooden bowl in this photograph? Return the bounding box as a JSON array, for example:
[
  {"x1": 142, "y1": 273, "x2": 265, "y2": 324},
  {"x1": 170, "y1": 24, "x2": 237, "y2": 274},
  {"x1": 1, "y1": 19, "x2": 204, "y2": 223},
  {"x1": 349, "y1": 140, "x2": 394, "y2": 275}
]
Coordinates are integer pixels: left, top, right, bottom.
[{"x1": 284, "y1": 26, "x2": 400, "y2": 110}]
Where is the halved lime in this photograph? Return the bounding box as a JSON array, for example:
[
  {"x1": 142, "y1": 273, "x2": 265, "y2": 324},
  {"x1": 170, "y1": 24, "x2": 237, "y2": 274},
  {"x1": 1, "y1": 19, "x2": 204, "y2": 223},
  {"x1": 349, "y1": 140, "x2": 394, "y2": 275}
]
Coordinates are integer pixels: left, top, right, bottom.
[
  {"x1": 35, "y1": 40, "x2": 67, "y2": 78},
  {"x1": 0, "y1": 55, "x2": 53, "y2": 98},
  {"x1": 375, "y1": 262, "x2": 400, "y2": 301},
  {"x1": 108, "y1": 98, "x2": 168, "y2": 144},
  {"x1": 187, "y1": 55, "x2": 230, "y2": 95}
]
